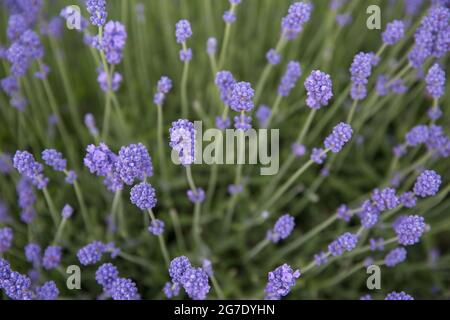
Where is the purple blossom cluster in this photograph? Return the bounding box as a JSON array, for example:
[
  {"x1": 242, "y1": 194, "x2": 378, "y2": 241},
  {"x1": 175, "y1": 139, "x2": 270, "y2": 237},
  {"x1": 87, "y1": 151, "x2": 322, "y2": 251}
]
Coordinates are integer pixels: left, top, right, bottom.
[
  {"x1": 328, "y1": 232, "x2": 358, "y2": 256},
  {"x1": 350, "y1": 52, "x2": 379, "y2": 100},
  {"x1": 154, "y1": 76, "x2": 173, "y2": 106},
  {"x1": 281, "y1": 2, "x2": 313, "y2": 40},
  {"x1": 304, "y1": 70, "x2": 333, "y2": 109},
  {"x1": 169, "y1": 119, "x2": 196, "y2": 166},
  {"x1": 168, "y1": 256, "x2": 210, "y2": 300},
  {"x1": 13, "y1": 150, "x2": 48, "y2": 189},
  {"x1": 394, "y1": 215, "x2": 426, "y2": 246},
  {"x1": 265, "y1": 263, "x2": 301, "y2": 300},
  {"x1": 278, "y1": 61, "x2": 302, "y2": 97},
  {"x1": 266, "y1": 214, "x2": 295, "y2": 243},
  {"x1": 382, "y1": 20, "x2": 405, "y2": 45}
]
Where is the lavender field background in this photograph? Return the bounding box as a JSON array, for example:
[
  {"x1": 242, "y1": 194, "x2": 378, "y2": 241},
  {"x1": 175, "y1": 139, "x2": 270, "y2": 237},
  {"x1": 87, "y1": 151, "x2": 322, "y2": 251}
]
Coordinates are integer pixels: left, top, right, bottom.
[{"x1": 0, "y1": 0, "x2": 449, "y2": 300}]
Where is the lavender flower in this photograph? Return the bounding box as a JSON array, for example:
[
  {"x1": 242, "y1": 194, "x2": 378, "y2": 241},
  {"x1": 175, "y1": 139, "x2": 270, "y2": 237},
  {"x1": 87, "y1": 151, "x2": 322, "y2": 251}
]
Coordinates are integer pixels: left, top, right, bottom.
[
  {"x1": 35, "y1": 281, "x2": 59, "y2": 300},
  {"x1": 425, "y1": 63, "x2": 445, "y2": 99},
  {"x1": 13, "y1": 150, "x2": 48, "y2": 189},
  {"x1": 428, "y1": 106, "x2": 443, "y2": 121},
  {"x1": 110, "y1": 278, "x2": 140, "y2": 300},
  {"x1": 181, "y1": 267, "x2": 210, "y2": 300},
  {"x1": 291, "y1": 143, "x2": 306, "y2": 158},
  {"x1": 130, "y1": 182, "x2": 157, "y2": 210},
  {"x1": 256, "y1": 105, "x2": 272, "y2": 127},
  {"x1": 148, "y1": 219, "x2": 165, "y2": 236},
  {"x1": 175, "y1": 20, "x2": 192, "y2": 43},
  {"x1": 399, "y1": 192, "x2": 417, "y2": 208},
  {"x1": 369, "y1": 238, "x2": 385, "y2": 251},
  {"x1": 350, "y1": 52, "x2": 379, "y2": 100},
  {"x1": 115, "y1": 143, "x2": 153, "y2": 185},
  {"x1": 304, "y1": 70, "x2": 333, "y2": 109},
  {"x1": 1, "y1": 76, "x2": 19, "y2": 98},
  {"x1": 278, "y1": 61, "x2": 301, "y2": 97},
  {"x1": 84, "y1": 143, "x2": 116, "y2": 176},
  {"x1": 187, "y1": 188, "x2": 205, "y2": 204},
  {"x1": 215, "y1": 116, "x2": 231, "y2": 129},
  {"x1": 394, "y1": 215, "x2": 426, "y2": 246},
  {"x1": 336, "y1": 13, "x2": 352, "y2": 26},
  {"x1": 42, "y1": 149, "x2": 67, "y2": 172},
  {"x1": 169, "y1": 256, "x2": 192, "y2": 284},
  {"x1": 311, "y1": 148, "x2": 327, "y2": 164},
  {"x1": 42, "y1": 246, "x2": 62, "y2": 270},
  {"x1": 0, "y1": 227, "x2": 13, "y2": 253},
  {"x1": 25, "y1": 243, "x2": 41, "y2": 267},
  {"x1": 413, "y1": 170, "x2": 441, "y2": 197},
  {"x1": 281, "y1": 2, "x2": 313, "y2": 40},
  {"x1": 86, "y1": 0, "x2": 107, "y2": 26},
  {"x1": 337, "y1": 204, "x2": 351, "y2": 222},
  {"x1": 229, "y1": 82, "x2": 255, "y2": 112},
  {"x1": 266, "y1": 49, "x2": 281, "y2": 65},
  {"x1": 202, "y1": 259, "x2": 214, "y2": 277},
  {"x1": 65, "y1": 170, "x2": 77, "y2": 184},
  {"x1": 266, "y1": 214, "x2": 295, "y2": 243},
  {"x1": 359, "y1": 200, "x2": 381, "y2": 229},
  {"x1": 223, "y1": 11, "x2": 236, "y2": 24},
  {"x1": 163, "y1": 282, "x2": 180, "y2": 299},
  {"x1": 385, "y1": 247, "x2": 407, "y2": 267},
  {"x1": 77, "y1": 241, "x2": 107, "y2": 266},
  {"x1": 157, "y1": 76, "x2": 172, "y2": 94},
  {"x1": 382, "y1": 20, "x2": 405, "y2": 45},
  {"x1": 314, "y1": 252, "x2": 328, "y2": 266},
  {"x1": 215, "y1": 71, "x2": 235, "y2": 106},
  {"x1": 96, "y1": 263, "x2": 119, "y2": 292},
  {"x1": 1, "y1": 270, "x2": 33, "y2": 300},
  {"x1": 360, "y1": 294, "x2": 372, "y2": 300},
  {"x1": 207, "y1": 37, "x2": 217, "y2": 55},
  {"x1": 371, "y1": 188, "x2": 399, "y2": 211},
  {"x1": 179, "y1": 48, "x2": 192, "y2": 62},
  {"x1": 385, "y1": 291, "x2": 414, "y2": 300},
  {"x1": 328, "y1": 232, "x2": 358, "y2": 256},
  {"x1": 265, "y1": 264, "x2": 301, "y2": 300},
  {"x1": 99, "y1": 21, "x2": 127, "y2": 65},
  {"x1": 169, "y1": 119, "x2": 196, "y2": 166},
  {"x1": 84, "y1": 113, "x2": 99, "y2": 137},
  {"x1": 7, "y1": 14, "x2": 28, "y2": 41},
  {"x1": 97, "y1": 70, "x2": 122, "y2": 92},
  {"x1": 405, "y1": 125, "x2": 429, "y2": 146},
  {"x1": 234, "y1": 114, "x2": 252, "y2": 131},
  {"x1": 228, "y1": 184, "x2": 243, "y2": 195},
  {"x1": 324, "y1": 122, "x2": 353, "y2": 153}
]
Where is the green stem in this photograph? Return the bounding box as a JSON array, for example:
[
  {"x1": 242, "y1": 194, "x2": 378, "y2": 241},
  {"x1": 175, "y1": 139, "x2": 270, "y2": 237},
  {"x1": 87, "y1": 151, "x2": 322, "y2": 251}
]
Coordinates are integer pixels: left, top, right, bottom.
[
  {"x1": 346, "y1": 99, "x2": 358, "y2": 124},
  {"x1": 218, "y1": 4, "x2": 237, "y2": 68},
  {"x1": 246, "y1": 238, "x2": 270, "y2": 260},
  {"x1": 70, "y1": 175, "x2": 92, "y2": 235},
  {"x1": 266, "y1": 95, "x2": 282, "y2": 127},
  {"x1": 53, "y1": 218, "x2": 68, "y2": 245},
  {"x1": 42, "y1": 187, "x2": 59, "y2": 227},
  {"x1": 181, "y1": 43, "x2": 190, "y2": 118},
  {"x1": 211, "y1": 274, "x2": 225, "y2": 300}
]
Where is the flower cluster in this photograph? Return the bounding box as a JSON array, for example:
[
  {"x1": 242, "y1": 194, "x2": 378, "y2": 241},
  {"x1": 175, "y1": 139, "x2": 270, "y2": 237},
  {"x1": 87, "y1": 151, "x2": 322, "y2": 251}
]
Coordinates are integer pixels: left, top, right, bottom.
[
  {"x1": 264, "y1": 263, "x2": 301, "y2": 300},
  {"x1": 266, "y1": 214, "x2": 295, "y2": 243},
  {"x1": 281, "y1": 2, "x2": 313, "y2": 40},
  {"x1": 350, "y1": 52, "x2": 379, "y2": 100},
  {"x1": 153, "y1": 76, "x2": 173, "y2": 106},
  {"x1": 304, "y1": 70, "x2": 333, "y2": 109}
]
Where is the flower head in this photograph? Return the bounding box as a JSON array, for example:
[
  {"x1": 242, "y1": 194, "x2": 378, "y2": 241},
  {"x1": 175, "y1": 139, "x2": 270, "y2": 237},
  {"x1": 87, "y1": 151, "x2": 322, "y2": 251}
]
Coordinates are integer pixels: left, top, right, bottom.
[
  {"x1": 266, "y1": 214, "x2": 295, "y2": 243},
  {"x1": 426, "y1": 63, "x2": 445, "y2": 98},
  {"x1": 394, "y1": 215, "x2": 426, "y2": 246},
  {"x1": 25, "y1": 243, "x2": 41, "y2": 267},
  {"x1": 169, "y1": 256, "x2": 192, "y2": 284},
  {"x1": 169, "y1": 119, "x2": 196, "y2": 166},
  {"x1": 148, "y1": 219, "x2": 165, "y2": 236},
  {"x1": 304, "y1": 70, "x2": 333, "y2": 109},
  {"x1": 130, "y1": 182, "x2": 157, "y2": 210},
  {"x1": 328, "y1": 232, "x2": 358, "y2": 256},
  {"x1": 385, "y1": 291, "x2": 414, "y2": 300},
  {"x1": 385, "y1": 247, "x2": 407, "y2": 267},
  {"x1": 36, "y1": 281, "x2": 59, "y2": 300},
  {"x1": 278, "y1": 61, "x2": 301, "y2": 97},
  {"x1": 115, "y1": 143, "x2": 153, "y2": 185},
  {"x1": 314, "y1": 252, "x2": 328, "y2": 266},
  {"x1": 187, "y1": 188, "x2": 205, "y2": 204},
  {"x1": 234, "y1": 114, "x2": 252, "y2": 131},
  {"x1": 371, "y1": 188, "x2": 399, "y2": 211},
  {"x1": 207, "y1": 37, "x2": 217, "y2": 55},
  {"x1": 265, "y1": 263, "x2": 301, "y2": 300},
  {"x1": 382, "y1": 20, "x2": 405, "y2": 45},
  {"x1": 84, "y1": 143, "x2": 116, "y2": 177},
  {"x1": 181, "y1": 267, "x2": 210, "y2": 300},
  {"x1": 215, "y1": 116, "x2": 231, "y2": 130},
  {"x1": 0, "y1": 227, "x2": 13, "y2": 253},
  {"x1": 42, "y1": 149, "x2": 67, "y2": 171},
  {"x1": 229, "y1": 82, "x2": 255, "y2": 112},
  {"x1": 405, "y1": 125, "x2": 429, "y2": 146},
  {"x1": 281, "y1": 2, "x2": 313, "y2": 40},
  {"x1": 291, "y1": 143, "x2": 306, "y2": 158},
  {"x1": 266, "y1": 49, "x2": 281, "y2": 65},
  {"x1": 311, "y1": 148, "x2": 327, "y2": 164},
  {"x1": 77, "y1": 241, "x2": 107, "y2": 266},
  {"x1": 42, "y1": 246, "x2": 62, "y2": 270},
  {"x1": 175, "y1": 20, "x2": 192, "y2": 43},
  {"x1": 86, "y1": 0, "x2": 107, "y2": 26},
  {"x1": 99, "y1": 21, "x2": 127, "y2": 65},
  {"x1": 163, "y1": 281, "x2": 180, "y2": 299},
  {"x1": 215, "y1": 71, "x2": 236, "y2": 106},
  {"x1": 350, "y1": 52, "x2": 378, "y2": 100},
  {"x1": 96, "y1": 263, "x2": 119, "y2": 292},
  {"x1": 413, "y1": 170, "x2": 441, "y2": 197},
  {"x1": 110, "y1": 277, "x2": 140, "y2": 300},
  {"x1": 399, "y1": 192, "x2": 417, "y2": 208},
  {"x1": 324, "y1": 122, "x2": 353, "y2": 153}
]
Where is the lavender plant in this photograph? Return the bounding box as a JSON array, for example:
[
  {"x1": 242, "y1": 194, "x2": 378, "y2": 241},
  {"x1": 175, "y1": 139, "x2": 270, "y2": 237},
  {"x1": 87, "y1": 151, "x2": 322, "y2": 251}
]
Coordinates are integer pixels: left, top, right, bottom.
[{"x1": 0, "y1": 0, "x2": 449, "y2": 301}]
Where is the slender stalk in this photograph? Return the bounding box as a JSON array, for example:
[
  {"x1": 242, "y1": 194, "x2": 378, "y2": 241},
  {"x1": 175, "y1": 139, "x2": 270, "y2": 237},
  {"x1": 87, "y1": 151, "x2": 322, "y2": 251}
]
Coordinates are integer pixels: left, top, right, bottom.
[
  {"x1": 42, "y1": 188, "x2": 59, "y2": 227},
  {"x1": 181, "y1": 43, "x2": 190, "y2": 118},
  {"x1": 147, "y1": 209, "x2": 170, "y2": 267},
  {"x1": 111, "y1": 190, "x2": 122, "y2": 237},
  {"x1": 186, "y1": 166, "x2": 197, "y2": 191},
  {"x1": 69, "y1": 173, "x2": 92, "y2": 235},
  {"x1": 218, "y1": 4, "x2": 237, "y2": 68},
  {"x1": 266, "y1": 95, "x2": 282, "y2": 127},
  {"x1": 345, "y1": 99, "x2": 358, "y2": 124},
  {"x1": 53, "y1": 218, "x2": 68, "y2": 245},
  {"x1": 211, "y1": 274, "x2": 225, "y2": 300},
  {"x1": 246, "y1": 238, "x2": 270, "y2": 260}
]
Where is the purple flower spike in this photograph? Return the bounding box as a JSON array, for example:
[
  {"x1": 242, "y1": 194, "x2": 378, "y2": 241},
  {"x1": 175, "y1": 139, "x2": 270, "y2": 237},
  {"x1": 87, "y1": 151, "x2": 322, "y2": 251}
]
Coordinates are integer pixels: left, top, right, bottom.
[
  {"x1": 369, "y1": 238, "x2": 384, "y2": 251},
  {"x1": 229, "y1": 82, "x2": 255, "y2": 112},
  {"x1": 314, "y1": 251, "x2": 328, "y2": 266},
  {"x1": 110, "y1": 278, "x2": 140, "y2": 300},
  {"x1": 223, "y1": 11, "x2": 236, "y2": 24},
  {"x1": 382, "y1": 20, "x2": 405, "y2": 45},
  {"x1": 169, "y1": 256, "x2": 192, "y2": 284},
  {"x1": 394, "y1": 215, "x2": 426, "y2": 246},
  {"x1": 77, "y1": 241, "x2": 107, "y2": 266},
  {"x1": 115, "y1": 143, "x2": 153, "y2": 185},
  {"x1": 175, "y1": 20, "x2": 192, "y2": 43},
  {"x1": 413, "y1": 170, "x2": 441, "y2": 197},
  {"x1": 0, "y1": 227, "x2": 13, "y2": 253},
  {"x1": 96, "y1": 263, "x2": 119, "y2": 292},
  {"x1": 278, "y1": 61, "x2": 301, "y2": 97},
  {"x1": 169, "y1": 119, "x2": 196, "y2": 166},
  {"x1": 328, "y1": 232, "x2": 358, "y2": 256},
  {"x1": 130, "y1": 182, "x2": 157, "y2": 210},
  {"x1": 234, "y1": 114, "x2": 252, "y2": 131},
  {"x1": 399, "y1": 192, "x2": 417, "y2": 208},
  {"x1": 291, "y1": 143, "x2": 306, "y2": 158},
  {"x1": 42, "y1": 149, "x2": 67, "y2": 172},
  {"x1": 265, "y1": 263, "x2": 301, "y2": 300},
  {"x1": 385, "y1": 247, "x2": 407, "y2": 267},
  {"x1": 181, "y1": 267, "x2": 210, "y2": 300},
  {"x1": 350, "y1": 52, "x2": 379, "y2": 100},
  {"x1": 187, "y1": 188, "x2": 205, "y2": 204},
  {"x1": 266, "y1": 49, "x2": 281, "y2": 65},
  {"x1": 385, "y1": 291, "x2": 414, "y2": 300},
  {"x1": 215, "y1": 116, "x2": 231, "y2": 130},
  {"x1": 281, "y1": 2, "x2": 313, "y2": 40},
  {"x1": 179, "y1": 48, "x2": 192, "y2": 62},
  {"x1": 42, "y1": 246, "x2": 62, "y2": 270},
  {"x1": 36, "y1": 281, "x2": 59, "y2": 300},
  {"x1": 371, "y1": 188, "x2": 399, "y2": 211},
  {"x1": 337, "y1": 204, "x2": 351, "y2": 222},
  {"x1": 266, "y1": 214, "x2": 295, "y2": 243},
  {"x1": 84, "y1": 143, "x2": 116, "y2": 177},
  {"x1": 426, "y1": 63, "x2": 445, "y2": 99},
  {"x1": 207, "y1": 37, "x2": 217, "y2": 55},
  {"x1": 311, "y1": 148, "x2": 327, "y2": 164},
  {"x1": 163, "y1": 281, "x2": 180, "y2": 299},
  {"x1": 256, "y1": 105, "x2": 271, "y2": 127},
  {"x1": 304, "y1": 70, "x2": 333, "y2": 109},
  {"x1": 324, "y1": 122, "x2": 353, "y2": 153},
  {"x1": 99, "y1": 21, "x2": 127, "y2": 65},
  {"x1": 148, "y1": 219, "x2": 165, "y2": 236},
  {"x1": 86, "y1": 0, "x2": 107, "y2": 26},
  {"x1": 405, "y1": 125, "x2": 429, "y2": 146}
]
